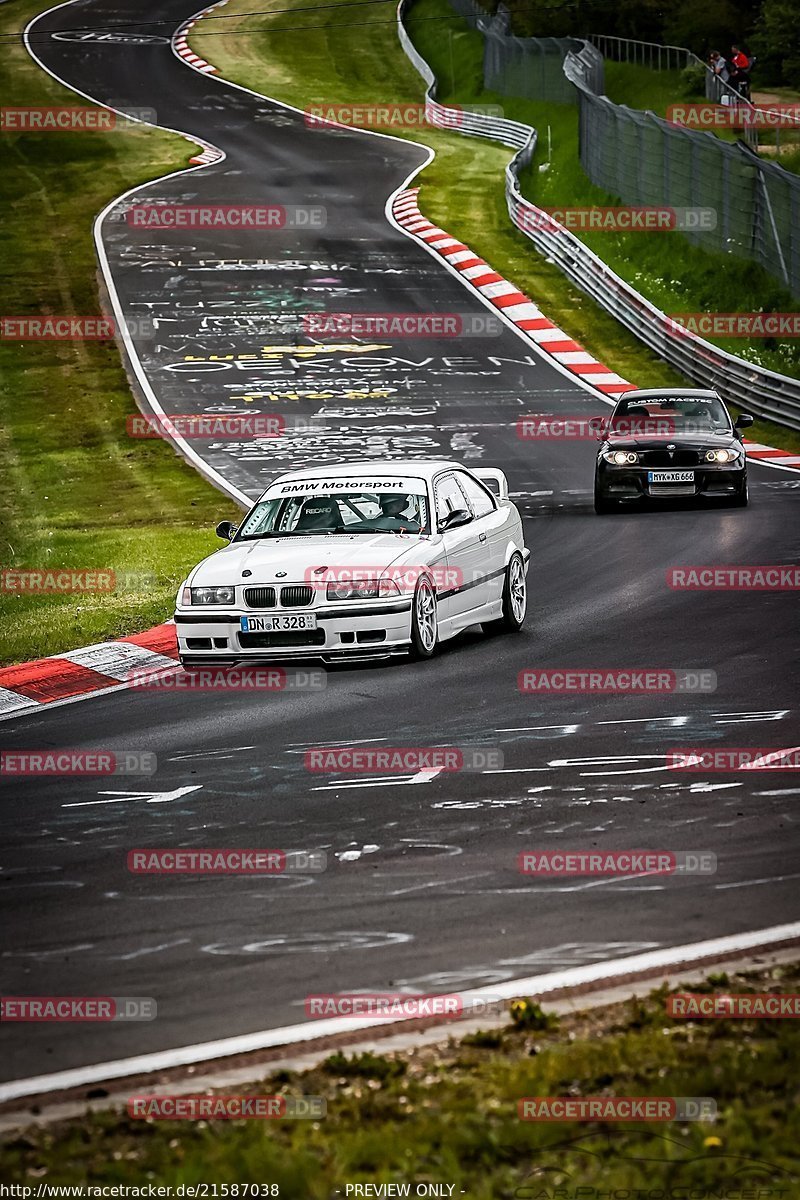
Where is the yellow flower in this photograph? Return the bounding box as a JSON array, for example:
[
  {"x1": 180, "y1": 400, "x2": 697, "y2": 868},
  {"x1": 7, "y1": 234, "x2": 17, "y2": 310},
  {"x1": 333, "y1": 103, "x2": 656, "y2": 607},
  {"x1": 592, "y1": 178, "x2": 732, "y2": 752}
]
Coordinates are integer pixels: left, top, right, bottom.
[{"x1": 703, "y1": 1136, "x2": 723, "y2": 1149}]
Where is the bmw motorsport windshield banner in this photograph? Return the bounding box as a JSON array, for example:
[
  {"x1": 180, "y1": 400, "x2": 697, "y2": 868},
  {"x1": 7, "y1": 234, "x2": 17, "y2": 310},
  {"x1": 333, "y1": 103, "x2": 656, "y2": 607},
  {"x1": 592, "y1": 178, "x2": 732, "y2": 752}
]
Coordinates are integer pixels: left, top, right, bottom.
[{"x1": 265, "y1": 476, "x2": 428, "y2": 496}]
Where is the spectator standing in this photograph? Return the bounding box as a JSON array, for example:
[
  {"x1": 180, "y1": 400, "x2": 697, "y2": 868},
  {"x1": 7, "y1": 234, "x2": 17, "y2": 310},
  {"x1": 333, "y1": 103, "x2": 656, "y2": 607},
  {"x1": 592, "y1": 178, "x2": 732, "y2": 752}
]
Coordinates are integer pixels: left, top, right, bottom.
[
  {"x1": 709, "y1": 50, "x2": 730, "y2": 84},
  {"x1": 729, "y1": 45, "x2": 752, "y2": 98}
]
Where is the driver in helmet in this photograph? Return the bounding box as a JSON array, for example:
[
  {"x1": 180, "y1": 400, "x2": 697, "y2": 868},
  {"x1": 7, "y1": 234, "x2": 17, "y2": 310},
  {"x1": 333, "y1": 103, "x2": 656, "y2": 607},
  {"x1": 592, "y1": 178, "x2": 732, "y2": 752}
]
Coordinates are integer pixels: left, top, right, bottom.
[{"x1": 378, "y1": 493, "x2": 419, "y2": 530}]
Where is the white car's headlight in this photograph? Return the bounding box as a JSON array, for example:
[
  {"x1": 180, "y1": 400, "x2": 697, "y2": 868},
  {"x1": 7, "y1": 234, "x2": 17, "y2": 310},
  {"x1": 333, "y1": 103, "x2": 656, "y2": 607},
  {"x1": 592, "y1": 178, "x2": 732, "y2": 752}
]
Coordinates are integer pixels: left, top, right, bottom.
[
  {"x1": 603, "y1": 449, "x2": 638, "y2": 465},
  {"x1": 705, "y1": 448, "x2": 739, "y2": 463},
  {"x1": 188, "y1": 585, "x2": 236, "y2": 605},
  {"x1": 326, "y1": 578, "x2": 401, "y2": 601}
]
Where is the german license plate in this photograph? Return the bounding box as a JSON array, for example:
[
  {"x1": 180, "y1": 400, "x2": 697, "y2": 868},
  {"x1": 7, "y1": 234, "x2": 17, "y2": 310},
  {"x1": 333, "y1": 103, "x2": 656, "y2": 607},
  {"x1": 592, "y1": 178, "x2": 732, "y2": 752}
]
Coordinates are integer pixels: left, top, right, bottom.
[
  {"x1": 240, "y1": 613, "x2": 317, "y2": 632},
  {"x1": 647, "y1": 470, "x2": 695, "y2": 483}
]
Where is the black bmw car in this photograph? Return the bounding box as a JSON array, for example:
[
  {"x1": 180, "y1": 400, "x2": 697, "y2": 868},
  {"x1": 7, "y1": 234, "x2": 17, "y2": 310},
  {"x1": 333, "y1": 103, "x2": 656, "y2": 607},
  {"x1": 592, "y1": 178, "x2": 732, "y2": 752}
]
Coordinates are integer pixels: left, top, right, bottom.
[{"x1": 592, "y1": 388, "x2": 753, "y2": 514}]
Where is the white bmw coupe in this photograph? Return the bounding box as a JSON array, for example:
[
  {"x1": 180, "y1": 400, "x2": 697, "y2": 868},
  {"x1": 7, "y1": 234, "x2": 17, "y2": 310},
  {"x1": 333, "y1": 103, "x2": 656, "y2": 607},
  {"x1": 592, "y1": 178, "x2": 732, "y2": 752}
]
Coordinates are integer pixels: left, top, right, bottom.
[{"x1": 175, "y1": 460, "x2": 529, "y2": 664}]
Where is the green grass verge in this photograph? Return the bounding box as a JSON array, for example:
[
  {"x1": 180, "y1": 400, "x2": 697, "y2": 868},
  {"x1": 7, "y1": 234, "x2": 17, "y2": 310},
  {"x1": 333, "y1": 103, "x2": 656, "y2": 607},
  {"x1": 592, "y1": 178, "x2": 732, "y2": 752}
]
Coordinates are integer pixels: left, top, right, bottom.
[
  {"x1": 191, "y1": 0, "x2": 800, "y2": 455},
  {"x1": 604, "y1": 61, "x2": 697, "y2": 114},
  {"x1": 0, "y1": 1, "x2": 241, "y2": 668},
  {"x1": 2, "y1": 962, "x2": 798, "y2": 1192}
]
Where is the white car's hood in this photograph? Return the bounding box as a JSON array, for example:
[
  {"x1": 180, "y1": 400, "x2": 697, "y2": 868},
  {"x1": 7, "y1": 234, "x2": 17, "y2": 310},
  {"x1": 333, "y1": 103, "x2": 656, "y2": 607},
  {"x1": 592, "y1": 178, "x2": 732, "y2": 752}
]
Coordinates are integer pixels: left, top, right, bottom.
[{"x1": 189, "y1": 534, "x2": 437, "y2": 586}]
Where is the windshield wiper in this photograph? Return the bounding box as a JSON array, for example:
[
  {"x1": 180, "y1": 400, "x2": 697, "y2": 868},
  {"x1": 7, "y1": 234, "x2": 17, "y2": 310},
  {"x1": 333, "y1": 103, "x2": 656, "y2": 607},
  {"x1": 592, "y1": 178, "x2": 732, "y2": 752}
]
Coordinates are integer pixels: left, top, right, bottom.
[
  {"x1": 239, "y1": 530, "x2": 337, "y2": 540},
  {"x1": 335, "y1": 526, "x2": 421, "y2": 535},
  {"x1": 329, "y1": 526, "x2": 379, "y2": 534}
]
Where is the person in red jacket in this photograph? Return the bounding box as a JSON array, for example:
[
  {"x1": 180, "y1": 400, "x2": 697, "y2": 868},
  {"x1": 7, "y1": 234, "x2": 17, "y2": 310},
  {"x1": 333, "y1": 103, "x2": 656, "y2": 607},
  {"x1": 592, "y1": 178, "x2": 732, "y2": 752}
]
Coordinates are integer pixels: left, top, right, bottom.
[{"x1": 729, "y1": 45, "x2": 752, "y2": 97}]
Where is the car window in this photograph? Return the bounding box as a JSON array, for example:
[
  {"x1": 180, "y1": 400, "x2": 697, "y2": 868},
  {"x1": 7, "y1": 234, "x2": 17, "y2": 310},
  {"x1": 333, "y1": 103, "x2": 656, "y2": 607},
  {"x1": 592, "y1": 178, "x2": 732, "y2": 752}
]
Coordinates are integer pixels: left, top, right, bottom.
[
  {"x1": 237, "y1": 489, "x2": 430, "y2": 538},
  {"x1": 435, "y1": 474, "x2": 470, "y2": 524},
  {"x1": 455, "y1": 472, "x2": 495, "y2": 518},
  {"x1": 612, "y1": 394, "x2": 731, "y2": 433}
]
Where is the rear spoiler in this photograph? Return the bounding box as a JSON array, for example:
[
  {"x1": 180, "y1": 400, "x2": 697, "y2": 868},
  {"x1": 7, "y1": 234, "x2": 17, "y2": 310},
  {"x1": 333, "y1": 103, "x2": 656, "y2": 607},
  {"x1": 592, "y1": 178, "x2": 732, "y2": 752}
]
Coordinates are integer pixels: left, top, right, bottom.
[{"x1": 473, "y1": 468, "x2": 509, "y2": 501}]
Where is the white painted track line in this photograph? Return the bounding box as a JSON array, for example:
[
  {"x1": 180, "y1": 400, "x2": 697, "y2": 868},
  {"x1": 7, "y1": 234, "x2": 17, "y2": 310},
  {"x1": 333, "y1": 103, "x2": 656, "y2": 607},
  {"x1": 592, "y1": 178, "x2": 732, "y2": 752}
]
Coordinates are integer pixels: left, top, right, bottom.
[{"x1": 1, "y1": 921, "x2": 798, "y2": 1105}]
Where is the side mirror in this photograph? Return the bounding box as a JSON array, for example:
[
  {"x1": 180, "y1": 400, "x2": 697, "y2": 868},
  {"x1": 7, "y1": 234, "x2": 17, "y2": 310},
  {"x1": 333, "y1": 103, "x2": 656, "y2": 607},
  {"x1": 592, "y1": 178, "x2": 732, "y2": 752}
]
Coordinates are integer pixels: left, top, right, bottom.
[
  {"x1": 588, "y1": 416, "x2": 608, "y2": 439},
  {"x1": 215, "y1": 520, "x2": 237, "y2": 541},
  {"x1": 439, "y1": 508, "x2": 471, "y2": 532},
  {"x1": 734, "y1": 413, "x2": 754, "y2": 429}
]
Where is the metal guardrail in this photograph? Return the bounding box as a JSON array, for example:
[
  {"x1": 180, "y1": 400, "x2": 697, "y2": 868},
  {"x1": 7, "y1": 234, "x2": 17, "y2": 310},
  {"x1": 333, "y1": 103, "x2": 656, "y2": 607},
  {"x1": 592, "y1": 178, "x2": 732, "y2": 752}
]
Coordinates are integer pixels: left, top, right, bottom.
[
  {"x1": 587, "y1": 33, "x2": 747, "y2": 108},
  {"x1": 561, "y1": 49, "x2": 800, "y2": 296},
  {"x1": 397, "y1": 3, "x2": 534, "y2": 152},
  {"x1": 396, "y1": 0, "x2": 800, "y2": 432},
  {"x1": 480, "y1": 8, "x2": 595, "y2": 105},
  {"x1": 587, "y1": 33, "x2": 800, "y2": 152},
  {"x1": 586, "y1": 33, "x2": 761, "y2": 152},
  {"x1": 587, "y1": 34, "x2": 695, "y2": 73}
]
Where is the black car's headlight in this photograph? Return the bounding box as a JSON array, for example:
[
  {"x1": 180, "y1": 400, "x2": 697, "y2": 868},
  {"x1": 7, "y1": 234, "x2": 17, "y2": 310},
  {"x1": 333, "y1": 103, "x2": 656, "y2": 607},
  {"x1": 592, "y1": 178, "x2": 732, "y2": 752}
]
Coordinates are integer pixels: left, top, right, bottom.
[
  {"x1": 602, "y1": 449, "x2": 639, "y2": 465},
  {"x1": 185, "y1": 585, "x2": 236, "y2": 605},
  {"x1": 326, "y1": 579, "x2": 401, "y2": 601},
  {"x1": 705, "y1": 448, "x2": 740, "y2": 464}
]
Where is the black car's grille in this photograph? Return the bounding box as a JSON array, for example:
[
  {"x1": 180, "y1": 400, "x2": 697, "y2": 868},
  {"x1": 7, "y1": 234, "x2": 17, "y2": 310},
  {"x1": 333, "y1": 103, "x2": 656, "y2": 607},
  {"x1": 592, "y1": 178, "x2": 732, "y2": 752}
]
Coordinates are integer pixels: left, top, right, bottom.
[
  {"x1": 244, "y1": 586, "x2": 276, "y2": 608},
  {"x1": 280, "y1": 585, "x2": 314, "y2": 607},
  {"x1": 637, "y1": 449, "x2": 704, "y2": 467},
  {"x1": 238, "y1": 630, "x2": 325, "y2": 648}
]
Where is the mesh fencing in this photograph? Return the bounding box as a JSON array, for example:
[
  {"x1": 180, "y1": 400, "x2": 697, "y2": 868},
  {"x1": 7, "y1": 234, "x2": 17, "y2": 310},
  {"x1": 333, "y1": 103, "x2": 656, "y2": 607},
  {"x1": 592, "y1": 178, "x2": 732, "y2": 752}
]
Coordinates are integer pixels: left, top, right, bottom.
[
  {"x1": 456, "y1": 3, "x2": 800, "y2": 296},
  {"x1": 447, "y1": 3, "x2": 600, "y2": 103},
  {"x1": 565, "y1": 54, "x2": 800, "y2": 294}
]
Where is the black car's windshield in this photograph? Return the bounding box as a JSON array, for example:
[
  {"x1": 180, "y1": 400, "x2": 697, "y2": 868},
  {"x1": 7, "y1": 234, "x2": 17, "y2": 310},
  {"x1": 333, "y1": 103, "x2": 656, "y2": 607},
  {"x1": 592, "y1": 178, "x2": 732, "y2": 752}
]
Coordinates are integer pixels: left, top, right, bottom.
[
  {"x1": 237, "y1": 479, "x2": 431, "y2": 540},
  {"x1": 610, "y1": 394, "x2": 732, "y2": 435}
]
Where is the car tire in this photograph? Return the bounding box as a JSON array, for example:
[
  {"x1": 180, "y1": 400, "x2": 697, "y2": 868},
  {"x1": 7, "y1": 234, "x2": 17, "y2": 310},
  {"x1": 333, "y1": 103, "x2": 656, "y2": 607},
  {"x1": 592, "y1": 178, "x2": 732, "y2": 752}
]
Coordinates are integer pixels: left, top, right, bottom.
[
  {"x1": 484, "y1": 551, "x2": 527, "y2": 635},
  {"x1": 594, "y1": 482, "x2": 618, "y2": 514},
  {"x1": 409, "y1": 576, "x2": 438, "y2": 659},
  {"x1": 730, "y1": 476, "x2": 749, "y2": 507}
]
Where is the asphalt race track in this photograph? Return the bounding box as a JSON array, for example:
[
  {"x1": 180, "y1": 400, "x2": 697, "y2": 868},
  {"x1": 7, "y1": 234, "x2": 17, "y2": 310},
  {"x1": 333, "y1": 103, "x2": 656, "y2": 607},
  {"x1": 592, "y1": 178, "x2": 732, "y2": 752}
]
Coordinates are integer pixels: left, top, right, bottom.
[{"x1": 1, "y1": 0, "x2": 799, "y2": 1086}]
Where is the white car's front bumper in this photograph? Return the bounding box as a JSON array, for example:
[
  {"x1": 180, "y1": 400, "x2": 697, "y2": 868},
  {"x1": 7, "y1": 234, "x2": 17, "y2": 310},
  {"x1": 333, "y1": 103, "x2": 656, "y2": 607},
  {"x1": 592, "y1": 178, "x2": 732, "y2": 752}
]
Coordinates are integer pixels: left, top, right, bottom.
[{"x1": 174, "y1": 597, "x2": 414, "y2": 664}]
